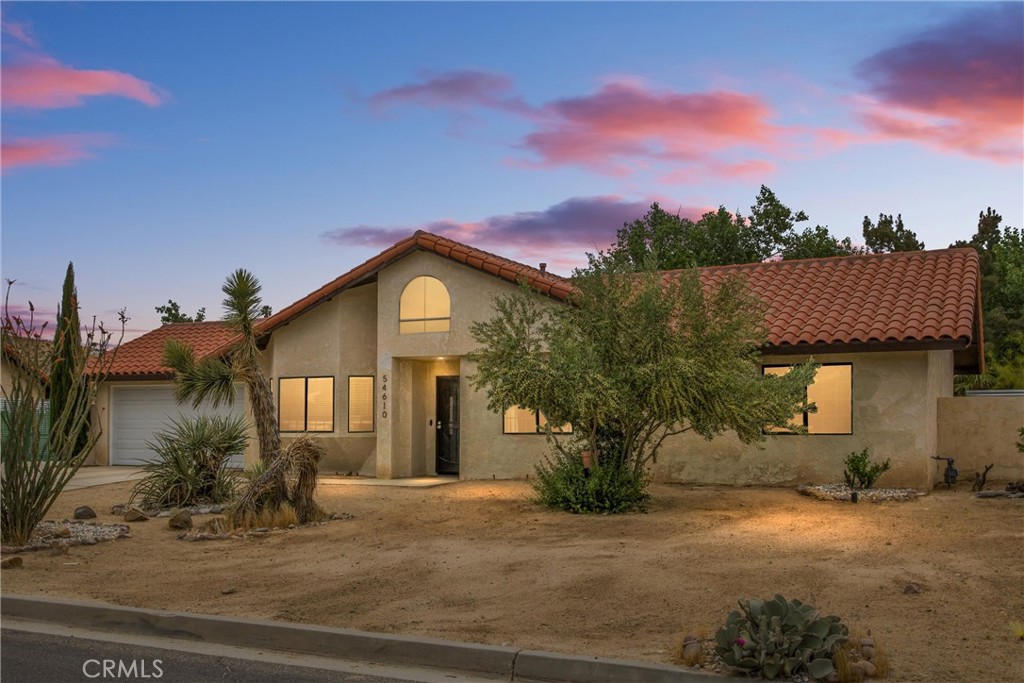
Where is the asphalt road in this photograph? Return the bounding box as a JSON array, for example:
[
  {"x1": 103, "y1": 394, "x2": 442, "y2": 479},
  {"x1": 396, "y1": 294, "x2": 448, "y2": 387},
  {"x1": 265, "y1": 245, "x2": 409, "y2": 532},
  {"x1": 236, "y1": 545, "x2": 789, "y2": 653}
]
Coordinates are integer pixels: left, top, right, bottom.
[{"x1": 0, "y1": 628, "x2": 500, "y2": 683}]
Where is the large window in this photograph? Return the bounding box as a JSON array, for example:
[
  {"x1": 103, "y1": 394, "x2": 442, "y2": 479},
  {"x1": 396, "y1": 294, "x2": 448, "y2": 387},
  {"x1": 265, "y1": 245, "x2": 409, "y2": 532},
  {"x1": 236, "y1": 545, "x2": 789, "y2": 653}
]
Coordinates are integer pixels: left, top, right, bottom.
[
  {"x1": 348, "y1": 376, "x2": 375, "y2": 433},
  {"x1": 400, "y1": 276, "x2": 450, "y2": 334},
  {"x1": 503, "y1": 406, "x2": 572, "y2": 434},
  {"x1": 763, "y1": 364, "x2": 852, "y2": 435},
  {"x1": 279, "y1": 377, "x2": 334, "y2": 432}
]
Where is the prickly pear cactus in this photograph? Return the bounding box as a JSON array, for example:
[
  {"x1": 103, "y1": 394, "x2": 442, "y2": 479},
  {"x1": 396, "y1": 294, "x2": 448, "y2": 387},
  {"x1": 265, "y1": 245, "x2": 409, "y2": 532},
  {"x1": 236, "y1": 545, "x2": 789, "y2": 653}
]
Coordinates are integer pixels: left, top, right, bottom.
[{"x1": 713, "y1": 594, "x2": 848, "y2": 680}]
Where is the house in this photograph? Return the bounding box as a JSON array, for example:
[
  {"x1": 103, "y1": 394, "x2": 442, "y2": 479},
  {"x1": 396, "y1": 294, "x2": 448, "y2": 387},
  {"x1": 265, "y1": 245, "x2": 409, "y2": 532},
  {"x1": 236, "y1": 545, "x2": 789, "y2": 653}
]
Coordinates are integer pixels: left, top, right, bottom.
[{"x1": 89, "y1": 231, "x2": 986, "y2": 489}]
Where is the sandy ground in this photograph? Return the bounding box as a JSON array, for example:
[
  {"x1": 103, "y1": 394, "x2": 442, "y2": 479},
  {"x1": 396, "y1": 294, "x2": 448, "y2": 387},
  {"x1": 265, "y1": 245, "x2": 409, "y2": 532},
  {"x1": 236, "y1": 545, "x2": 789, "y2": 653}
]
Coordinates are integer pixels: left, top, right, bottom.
[{"x1": 2, "y1": 480, "x2": 1022, "y2": 683}]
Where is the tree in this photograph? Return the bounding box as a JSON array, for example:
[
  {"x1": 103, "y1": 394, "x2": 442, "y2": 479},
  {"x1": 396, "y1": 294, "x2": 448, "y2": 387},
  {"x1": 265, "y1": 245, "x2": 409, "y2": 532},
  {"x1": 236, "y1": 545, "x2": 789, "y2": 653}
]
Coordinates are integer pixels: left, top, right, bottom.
[
  {"x1": 469, "y1": 251, "x2": 815, "y2": 511},
  {"x1": 155, "y1": 299, "x2": 206, "y2": 324},
  {"x1": 2, "y1": 281, "x2": 124, "y2": 545},
  {"x1": 862, "y1": 213, "x2": 924, "y2": 253},
  {"x1": 612, "y1": 187, "x2": 861, "y2": 269},
  {"x1": 50, "y1": 262, "x2": 90, "y2": 457},
  {"x1": 163, "y1": 270, "x2": 322, "y2": 524}
]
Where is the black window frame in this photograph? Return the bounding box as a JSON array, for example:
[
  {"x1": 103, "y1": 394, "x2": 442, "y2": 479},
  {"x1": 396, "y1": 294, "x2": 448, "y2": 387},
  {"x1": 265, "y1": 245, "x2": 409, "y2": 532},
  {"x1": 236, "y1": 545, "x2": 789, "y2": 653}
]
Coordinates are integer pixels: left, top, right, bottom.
[
  {"x1": 347, "y1": 375, "x2": 375, "y2": 434},
  {"x1": 761, "y1": 362, "x2": 853, "y2": 436},
  {"x1": 501, "y1": 406, "x2": 573, "y2": 435},
  {"x1": 278, "y1": 376, "x2": 335, "y2": 433}
]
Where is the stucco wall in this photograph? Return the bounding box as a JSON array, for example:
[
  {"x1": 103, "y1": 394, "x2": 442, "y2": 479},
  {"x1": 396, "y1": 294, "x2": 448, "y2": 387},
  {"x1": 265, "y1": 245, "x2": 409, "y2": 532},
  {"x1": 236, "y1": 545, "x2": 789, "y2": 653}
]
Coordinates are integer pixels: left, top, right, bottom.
[
  {"x1": 645, "y1": 350, "x2": 952, "y2": 489},
  {"x1": 937, "y1": 396, "x2": 1024, "y2": 483},
  {"x1": 264, "y1": 281, "x2": 378, "y2": 473}
]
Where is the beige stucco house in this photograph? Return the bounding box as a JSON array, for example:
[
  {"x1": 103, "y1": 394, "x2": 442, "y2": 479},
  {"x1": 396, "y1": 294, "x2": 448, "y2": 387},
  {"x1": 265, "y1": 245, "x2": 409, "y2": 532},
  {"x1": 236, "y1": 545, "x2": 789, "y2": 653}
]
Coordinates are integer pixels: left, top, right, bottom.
[{"x1": 90, "y1": 231, "x2": 993, "y2": 489}]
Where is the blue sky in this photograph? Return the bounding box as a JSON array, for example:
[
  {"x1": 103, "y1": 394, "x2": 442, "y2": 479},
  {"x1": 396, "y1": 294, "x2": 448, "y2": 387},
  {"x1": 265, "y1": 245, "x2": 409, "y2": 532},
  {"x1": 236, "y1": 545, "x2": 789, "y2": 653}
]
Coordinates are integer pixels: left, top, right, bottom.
[{"x1": 2, "y1": 2, "x2": 1021, "y2": 338}]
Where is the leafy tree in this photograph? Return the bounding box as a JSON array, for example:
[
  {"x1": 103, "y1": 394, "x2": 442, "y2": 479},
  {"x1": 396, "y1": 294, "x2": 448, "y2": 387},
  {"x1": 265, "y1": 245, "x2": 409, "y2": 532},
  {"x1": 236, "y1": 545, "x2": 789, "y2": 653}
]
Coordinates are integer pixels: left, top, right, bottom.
[
  {"x1": 258, "y1": 304, "x2": 273, "y2": 318},
  {"x1": 469, "y1": 251, "x2": 815, "y2": 511},
  {"x1": 155, "y1": 299, "x2": 206, "y2": 324},
  {"x1": 862, "y1": 213, "x2": 924, "y2": 253},
  {"x1": 2, "y1": 280, "x2": 124, "y2": 545},
  {"x1": 612, "y1": 187, "x2": 861, "y2": 269},
  {"x1": 50, "y1": 262, "x2": 90, "y2": 457}
]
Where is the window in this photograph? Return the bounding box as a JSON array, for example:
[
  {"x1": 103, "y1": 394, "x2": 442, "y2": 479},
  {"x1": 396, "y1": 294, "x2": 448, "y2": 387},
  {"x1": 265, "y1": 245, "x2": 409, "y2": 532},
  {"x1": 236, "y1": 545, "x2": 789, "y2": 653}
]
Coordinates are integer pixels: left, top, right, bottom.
[
  {"x1": 763, "y1": 364, "x2": 852, "y2": 435},
  {"x1": 348, "y1": 376, "x2": 374, "y2": 433},
  {"x1": 279, "y1": 377, "x2": 334, "y2": 432},
  {"x1": 503, "y1": 406, "x2": 572, "y2": 434},
  {"x1": 400, "y1": 276, "x2": 450, "y2": 334}
]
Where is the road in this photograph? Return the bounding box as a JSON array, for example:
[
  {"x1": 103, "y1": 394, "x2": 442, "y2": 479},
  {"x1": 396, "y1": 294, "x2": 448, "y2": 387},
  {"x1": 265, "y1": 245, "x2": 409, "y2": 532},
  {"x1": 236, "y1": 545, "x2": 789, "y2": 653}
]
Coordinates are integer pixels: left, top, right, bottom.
[{"x1": 1, "y1": 626, "x2": 504, "y2": 683}]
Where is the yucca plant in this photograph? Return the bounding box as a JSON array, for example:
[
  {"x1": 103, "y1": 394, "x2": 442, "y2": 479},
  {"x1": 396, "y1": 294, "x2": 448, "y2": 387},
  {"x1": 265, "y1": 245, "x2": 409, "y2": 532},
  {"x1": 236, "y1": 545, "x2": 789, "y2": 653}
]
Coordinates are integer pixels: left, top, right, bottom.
[{"x1": 129, "y1": 414, "x2": 247, "y2": 510}]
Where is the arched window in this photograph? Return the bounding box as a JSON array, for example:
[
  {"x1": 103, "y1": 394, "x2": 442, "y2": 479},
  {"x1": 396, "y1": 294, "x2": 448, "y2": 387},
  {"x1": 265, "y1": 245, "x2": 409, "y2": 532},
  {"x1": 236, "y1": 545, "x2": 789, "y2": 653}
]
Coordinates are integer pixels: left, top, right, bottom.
[{"x1": 399, "y1": 276, "x2": 450, "y2": 334}]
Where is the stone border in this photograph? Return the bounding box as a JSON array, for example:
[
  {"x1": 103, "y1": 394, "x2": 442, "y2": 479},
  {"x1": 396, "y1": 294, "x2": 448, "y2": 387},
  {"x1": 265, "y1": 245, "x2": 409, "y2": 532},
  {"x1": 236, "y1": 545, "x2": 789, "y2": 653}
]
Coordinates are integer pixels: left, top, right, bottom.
[{"x1": 1, "y1": 595, "x2": 722, "y2": 683}]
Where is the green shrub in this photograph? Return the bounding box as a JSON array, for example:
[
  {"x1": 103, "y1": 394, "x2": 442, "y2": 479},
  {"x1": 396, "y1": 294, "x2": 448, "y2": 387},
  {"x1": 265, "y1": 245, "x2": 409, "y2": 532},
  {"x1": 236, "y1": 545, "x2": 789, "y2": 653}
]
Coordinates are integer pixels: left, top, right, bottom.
[
  {"x1": 843, "y1": 448, "x2": 891, "y2": 489},
  {"x1": 531, "y1": 445, "x2": 648, "y2": 514},
  {"x1": 130, "y1": 414, "x2": 247, "y2": 509},
  {"x1": 714, "y1": 595, "x2": 849, "y2": 681},
  {"x1": 1017, "y1": 426, "x2": 1023, "y2": 454}
]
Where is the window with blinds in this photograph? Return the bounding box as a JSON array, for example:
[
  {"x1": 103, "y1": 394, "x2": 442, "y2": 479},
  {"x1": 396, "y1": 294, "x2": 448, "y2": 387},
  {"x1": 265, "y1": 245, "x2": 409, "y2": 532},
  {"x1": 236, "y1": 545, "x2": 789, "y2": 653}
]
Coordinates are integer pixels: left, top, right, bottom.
[
  {"x1": 348, "y1": 376, "x2": 374, "y2": 433},
  {"x1": 503, "y1": 406, "x2": 572, "y2": 434},
  {"x1": 278, "y1": 377, "x2": 334, "y2": 433}
]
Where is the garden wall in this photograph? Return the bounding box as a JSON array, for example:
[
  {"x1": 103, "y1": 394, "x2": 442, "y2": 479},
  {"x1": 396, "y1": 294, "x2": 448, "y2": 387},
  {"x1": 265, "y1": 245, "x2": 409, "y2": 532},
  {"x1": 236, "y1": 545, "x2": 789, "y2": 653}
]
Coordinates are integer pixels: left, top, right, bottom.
[{"x1": 936, "y1": 395, "x2": 1024, "y2": 483}]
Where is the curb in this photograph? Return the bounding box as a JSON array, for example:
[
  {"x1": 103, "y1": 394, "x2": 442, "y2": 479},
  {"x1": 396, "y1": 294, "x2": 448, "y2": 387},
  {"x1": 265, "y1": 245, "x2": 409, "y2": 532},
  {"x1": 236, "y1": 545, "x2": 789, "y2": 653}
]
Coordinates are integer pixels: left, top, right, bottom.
[{"x1": 1, "y1": 595, "x2": 723, "y2": 683}]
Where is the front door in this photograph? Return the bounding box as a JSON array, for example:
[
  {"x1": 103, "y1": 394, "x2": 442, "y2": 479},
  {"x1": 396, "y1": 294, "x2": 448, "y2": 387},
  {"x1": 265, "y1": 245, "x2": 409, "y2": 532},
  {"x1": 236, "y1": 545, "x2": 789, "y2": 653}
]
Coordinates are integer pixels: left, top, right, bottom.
[{"x1": 435, "y1": 376, "x2": 460, "y2": 475}]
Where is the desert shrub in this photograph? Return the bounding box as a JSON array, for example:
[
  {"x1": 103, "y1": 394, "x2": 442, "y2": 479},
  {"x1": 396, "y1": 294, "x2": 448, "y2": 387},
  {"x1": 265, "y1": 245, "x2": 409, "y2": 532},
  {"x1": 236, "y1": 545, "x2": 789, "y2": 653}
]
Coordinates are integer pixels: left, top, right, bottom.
[
  {"x1": 230, "y1": 433, "x2": 325, "y2": 528},
  {"x1": 532, "y1": 444, "x2": 648, "y2": 514},
  {"x1": 130, "y1": 414, "x2": 247, "y2": 509},
  {"x1": 715, "y1": 595, "x2": 849, "y2": 680},
  {"x1": 843, "y1": 448, "x2": 891, "y2": 489}
]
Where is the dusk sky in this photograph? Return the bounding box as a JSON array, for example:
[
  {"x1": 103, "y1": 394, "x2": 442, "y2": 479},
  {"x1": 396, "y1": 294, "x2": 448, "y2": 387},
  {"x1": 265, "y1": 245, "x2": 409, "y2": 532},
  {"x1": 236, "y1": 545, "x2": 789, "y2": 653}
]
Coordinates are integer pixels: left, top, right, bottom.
[{"x1": 1, "y1": 2, "x2": 1021, "y2": 339}]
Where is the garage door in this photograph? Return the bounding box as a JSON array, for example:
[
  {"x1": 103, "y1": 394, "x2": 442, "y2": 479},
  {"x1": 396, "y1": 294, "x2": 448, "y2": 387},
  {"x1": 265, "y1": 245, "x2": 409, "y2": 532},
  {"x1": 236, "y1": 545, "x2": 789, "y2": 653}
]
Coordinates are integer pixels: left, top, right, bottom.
[{"x1": 110, "y1": 385, "x2": 246, "y2": 466}]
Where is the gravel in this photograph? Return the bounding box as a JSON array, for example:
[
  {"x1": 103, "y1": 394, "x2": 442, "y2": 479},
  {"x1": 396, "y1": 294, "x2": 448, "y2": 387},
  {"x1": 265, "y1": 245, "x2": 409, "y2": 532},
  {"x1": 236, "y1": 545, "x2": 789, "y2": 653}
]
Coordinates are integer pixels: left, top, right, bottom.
[
  {"x1": 797, "y1": 483, "x2": 924, "y2": 502},
  {"x1": 1, "y1": 520, "x2": 131, "y2": 553}
]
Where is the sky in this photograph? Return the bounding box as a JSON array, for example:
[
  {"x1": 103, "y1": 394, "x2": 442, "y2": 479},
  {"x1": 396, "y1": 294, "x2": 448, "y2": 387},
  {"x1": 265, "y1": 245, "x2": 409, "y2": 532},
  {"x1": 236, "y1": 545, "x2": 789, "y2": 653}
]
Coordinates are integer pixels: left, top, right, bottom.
[{"x1": 1, "y1": 1, "x2": 1021, "y2": 340}]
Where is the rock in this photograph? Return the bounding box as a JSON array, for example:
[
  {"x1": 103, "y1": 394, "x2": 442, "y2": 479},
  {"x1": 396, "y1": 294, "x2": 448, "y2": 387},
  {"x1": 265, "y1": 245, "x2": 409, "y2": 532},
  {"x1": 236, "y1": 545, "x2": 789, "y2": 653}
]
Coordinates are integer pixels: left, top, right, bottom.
[
  {"x1": 861, "y1": 645, "x2": 875, "y2": 661},
  {"x1": 681, "y1": 634, "x2": 702, "y2": 662},
  {"x1": 252, "y1": 527, "x2": 270, "y2": 533},
  {"x1": 123, "y1": 509, "x2": 149, "y2": 522},
  {"x1": 110, "y1": 504, "x2": 127, "y2": 515},
  {"x1": 1, "y1": 556, "x2": 24, "y2": 569},
  {"x1": 209, "y1": 505, "x2": 225, "y2": 514},
  {"x1": 852, "y1": 660, "x2": 876, "y2": 678},
  {"x1": 221, "y1": 587, "x2": 238, "y2": 595},
  {"x1": 52, "y1": 526, "x2": 72, "y2": 538},
  {"x1": 181, "y1": 534, "x2": 199, "y2": 542},
  {"x1": 50, "y1": 543, "x2": 70, "y2": 556},
  {"x1": 73, "y1": 506, "x2": 97, "y2": 520},
  {"x1": 903, "y1": 582, "x2": 921, "y2": 594},
  {"x1": 81, "y1": 538, "x2": 98, "y2": 546},
  {"x1": 168, "y1": 510, "x2": 193, "y2": 530},
  {"x1": 199, "y1": 517, "x2": 228, "y2": 535}
]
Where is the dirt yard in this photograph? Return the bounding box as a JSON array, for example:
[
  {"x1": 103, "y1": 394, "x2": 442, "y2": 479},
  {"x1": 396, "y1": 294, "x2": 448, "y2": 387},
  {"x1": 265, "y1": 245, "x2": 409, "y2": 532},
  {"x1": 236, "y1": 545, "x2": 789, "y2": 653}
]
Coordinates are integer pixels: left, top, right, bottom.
[{"x1": 3, "y1": 480, "x2": 1022, "y2": 682}]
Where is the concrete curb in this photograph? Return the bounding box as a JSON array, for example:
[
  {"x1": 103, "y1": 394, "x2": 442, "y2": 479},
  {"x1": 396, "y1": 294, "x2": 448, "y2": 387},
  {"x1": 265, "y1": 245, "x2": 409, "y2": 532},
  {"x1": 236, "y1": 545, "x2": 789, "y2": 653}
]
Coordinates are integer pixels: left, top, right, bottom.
[{"x1": 1, "y1": 595, "x2": 724, "y2": 683}]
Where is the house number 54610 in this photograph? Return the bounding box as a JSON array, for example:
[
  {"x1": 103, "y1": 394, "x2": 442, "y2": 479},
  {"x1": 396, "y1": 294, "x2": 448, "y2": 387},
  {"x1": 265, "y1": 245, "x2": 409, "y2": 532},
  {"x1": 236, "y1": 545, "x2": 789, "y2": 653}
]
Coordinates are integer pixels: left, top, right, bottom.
[{"x1": 381, "y1": 374, "x2": 388, "y2": 419}]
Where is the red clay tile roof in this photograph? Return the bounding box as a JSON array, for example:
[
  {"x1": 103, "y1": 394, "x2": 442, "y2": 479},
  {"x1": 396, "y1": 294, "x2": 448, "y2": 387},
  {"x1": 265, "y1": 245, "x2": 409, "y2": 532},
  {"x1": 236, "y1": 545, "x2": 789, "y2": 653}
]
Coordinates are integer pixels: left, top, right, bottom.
[
  {"x1": 104, "y1": 321, "x2": 238, "y2": 379},
  {"x1": 110, "y1": 233, "x2": 984, "y2": 379}
]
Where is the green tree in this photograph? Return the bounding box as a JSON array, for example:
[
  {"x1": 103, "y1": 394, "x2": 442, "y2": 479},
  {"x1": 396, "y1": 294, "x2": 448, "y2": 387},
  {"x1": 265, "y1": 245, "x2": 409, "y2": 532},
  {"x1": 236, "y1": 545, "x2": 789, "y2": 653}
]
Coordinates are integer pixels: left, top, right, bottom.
[
  {"x1": 49, "y1": 262, "x2": 91, "y2": 457},
  {"x1": 782, "y1": 225, "x2": 862, "y2": 260},
  {"x1": 469, "y1": 251, "x2": 815, "y2": 511},
  {"x1": 862, "y1": 213, "x2": 924, "y2": 253},
  {"x1": 155, "y1": 299, "x2": 206, "y2": 324}
]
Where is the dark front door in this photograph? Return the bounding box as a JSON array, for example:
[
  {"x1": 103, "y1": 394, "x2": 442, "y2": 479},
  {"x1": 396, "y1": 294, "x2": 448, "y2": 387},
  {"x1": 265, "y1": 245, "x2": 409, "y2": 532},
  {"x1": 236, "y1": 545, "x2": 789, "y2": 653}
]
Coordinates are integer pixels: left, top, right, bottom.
[{"x1": 435, "y1": 376, "x2": 460, "y2": 475}]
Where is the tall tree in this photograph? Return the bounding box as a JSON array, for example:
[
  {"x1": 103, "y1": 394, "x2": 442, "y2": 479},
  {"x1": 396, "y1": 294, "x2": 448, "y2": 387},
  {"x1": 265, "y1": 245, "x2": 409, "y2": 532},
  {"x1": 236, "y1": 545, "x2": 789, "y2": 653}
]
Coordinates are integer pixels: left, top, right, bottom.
[
  {"x1": 862, "y1": 213, "x2": 924, "y2": 253},
  {"x1": 49, "y1": 262, "x2": 90, "y2": 457},
  {"x1": 155, "y1": 299, "x2": 206, "y2": 324}
]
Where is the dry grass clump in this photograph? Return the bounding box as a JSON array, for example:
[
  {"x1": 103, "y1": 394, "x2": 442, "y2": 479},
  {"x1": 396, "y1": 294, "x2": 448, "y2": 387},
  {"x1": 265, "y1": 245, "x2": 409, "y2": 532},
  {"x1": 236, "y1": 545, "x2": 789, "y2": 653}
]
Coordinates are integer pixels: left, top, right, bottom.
[
  {"x1": 836, "y1": 629, "x2": 890, "y2": 681},
  {"x1": 230, "y1": 435, "x2": 326, "y2": 530},
  {"x1": 672, "y1": 630, "x2": 707, "y2": 667}
]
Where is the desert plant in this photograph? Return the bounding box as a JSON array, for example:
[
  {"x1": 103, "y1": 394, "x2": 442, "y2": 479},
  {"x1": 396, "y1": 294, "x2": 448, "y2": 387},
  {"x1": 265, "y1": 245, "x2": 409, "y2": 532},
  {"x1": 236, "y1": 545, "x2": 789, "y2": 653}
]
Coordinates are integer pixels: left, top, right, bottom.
[
  {"x1": 1, "y1": 282, "x2": 123, "y2": 546},
  {"x1": 129, "y1": 414, "x2": 247, "y2": 509},
  {"x1": 714, "y1": 595, "x2": 849, "y2": 680},
  {"x1": 231, "y1": 433, "x2": 325, "y2": 528},
  {"x1": 532, "y1": 444, "x2": 648, "y2": 514},
  {"x1": 843, "y1": 448, "x2": 891, "y2": 489}
]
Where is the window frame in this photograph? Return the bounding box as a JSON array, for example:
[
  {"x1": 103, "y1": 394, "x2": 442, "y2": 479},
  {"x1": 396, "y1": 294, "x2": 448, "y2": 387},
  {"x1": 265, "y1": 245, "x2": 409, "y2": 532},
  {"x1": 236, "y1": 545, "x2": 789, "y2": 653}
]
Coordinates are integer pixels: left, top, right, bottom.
[
  {"x1": 502, "y1": 406, "x2": 573, "y2": 435},
  {"x1": 398, "y1": 275, "x2": 451, "y2": 334},
  {"x1": 347, "y1": 375, "x2": 375, "y2": 434},
  {"x1": 278, "y1": 376, "x2": 335, "y2": 434},
  {"x1": 761, "y1": 362, "x2": 853, "y2": 436}
]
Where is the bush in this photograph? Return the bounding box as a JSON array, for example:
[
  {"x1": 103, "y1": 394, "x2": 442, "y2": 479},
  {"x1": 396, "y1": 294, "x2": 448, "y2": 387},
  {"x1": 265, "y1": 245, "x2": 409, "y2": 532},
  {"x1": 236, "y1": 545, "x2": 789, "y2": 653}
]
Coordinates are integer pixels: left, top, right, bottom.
[
  {"x1": 843, "y1": 448, "x2": 891, "y2": 489},
  {"x1": 130, "y1": 414, "x2": 247, "y2": 509},
  {"x1": 531, "y1": 445, "x2": 649, "y2": 514},
  {"x1": 714, "y1": 595, "x2": 849, "y2": 680}
]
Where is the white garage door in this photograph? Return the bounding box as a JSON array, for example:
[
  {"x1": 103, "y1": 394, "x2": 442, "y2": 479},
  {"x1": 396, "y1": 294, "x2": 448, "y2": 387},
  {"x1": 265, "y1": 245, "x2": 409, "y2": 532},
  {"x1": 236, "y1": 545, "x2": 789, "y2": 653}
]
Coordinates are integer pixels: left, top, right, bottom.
[{"x1": 111, "y1": 385, "x2": 246, "y2": 466}]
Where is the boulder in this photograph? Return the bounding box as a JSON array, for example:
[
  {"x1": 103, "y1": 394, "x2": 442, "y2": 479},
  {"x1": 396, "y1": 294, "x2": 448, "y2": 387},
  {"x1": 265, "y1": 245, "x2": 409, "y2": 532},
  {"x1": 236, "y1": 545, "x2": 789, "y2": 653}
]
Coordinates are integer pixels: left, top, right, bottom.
[
  {"x1": 168, "y1": 510, "x2": 193, "y2": 530},
  {"x1": 123, "y1": 509, "x2": 149, "y2": 522},
  {"x1": 73, "y1": 506, "x2": 97, "y2": 520},
  {"x1": 1, "y1": 556, "x2": 24, "y2": 569}
]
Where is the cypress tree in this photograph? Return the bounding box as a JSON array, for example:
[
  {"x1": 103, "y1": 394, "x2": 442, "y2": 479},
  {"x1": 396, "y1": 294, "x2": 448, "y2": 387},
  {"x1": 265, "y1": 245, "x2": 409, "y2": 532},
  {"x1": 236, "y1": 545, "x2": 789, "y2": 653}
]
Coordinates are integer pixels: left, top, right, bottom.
[{"x1": 50, "y1": 262, "x2": 89, "y2": 457}]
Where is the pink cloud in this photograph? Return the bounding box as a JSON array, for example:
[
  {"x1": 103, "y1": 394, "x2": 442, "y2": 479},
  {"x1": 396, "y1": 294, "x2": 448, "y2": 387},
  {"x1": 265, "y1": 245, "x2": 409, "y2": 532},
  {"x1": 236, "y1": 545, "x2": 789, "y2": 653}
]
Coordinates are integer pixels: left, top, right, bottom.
[
  {"x1": 2, "y1": 56, "x2": 167, "y2": 109},
  {"x1": 1, "y1": 19, "x2": 38, "y2": 48},
  {"x1": 1, "y1": 134, "x2": 113, "y2": 171},
  {"x1": 853, "y1": 4, "x2": 1023, "y2": 162},
  {"x1": 322, "y1": 196, "x2": 704, "y2": 271},
  {"x1": 368, "y1": 69, "x2": 532, "y2": 115}
]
